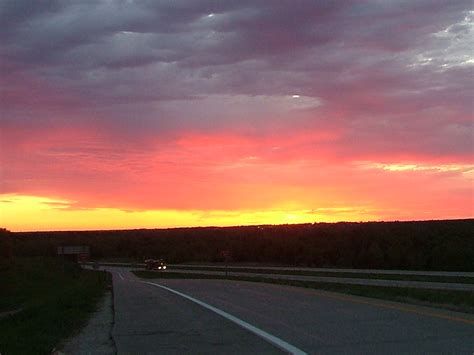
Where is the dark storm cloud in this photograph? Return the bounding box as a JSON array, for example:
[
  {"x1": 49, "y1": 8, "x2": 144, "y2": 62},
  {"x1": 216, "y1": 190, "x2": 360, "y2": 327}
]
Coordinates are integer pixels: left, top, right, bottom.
[{"x1": 1, "y1": 0, "x2": 473, "y2": 158}]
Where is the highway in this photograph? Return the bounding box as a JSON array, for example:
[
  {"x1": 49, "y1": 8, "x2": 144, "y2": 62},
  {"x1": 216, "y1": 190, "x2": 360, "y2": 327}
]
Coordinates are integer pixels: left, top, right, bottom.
[
  {"x1": 105, "y1": 266, "x2": 474, "y2": 354},
  {"x1": 161, "y1": 269, "x2": 474, "y2": 291},
  {"x1": 172, "y1": 264, "x2": 474, "y2": 277},
  {"x1": 92, "y1": 263, "x2": 474, "y2": 291},
  {"x1": 95, "y1": 262, "x2": 474, "y2": 277}
]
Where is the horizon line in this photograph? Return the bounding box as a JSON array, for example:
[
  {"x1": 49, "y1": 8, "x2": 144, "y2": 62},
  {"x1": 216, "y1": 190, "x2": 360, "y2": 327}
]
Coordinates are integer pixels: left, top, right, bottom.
[{"x1": 8, "y1": 217, "x2": 473, "y2": 234}]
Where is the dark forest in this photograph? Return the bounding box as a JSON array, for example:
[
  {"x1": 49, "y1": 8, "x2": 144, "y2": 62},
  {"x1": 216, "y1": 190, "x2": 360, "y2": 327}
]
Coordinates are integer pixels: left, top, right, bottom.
[{"x1": 1, "y1": 219, "x2": 473, "y2": 271}]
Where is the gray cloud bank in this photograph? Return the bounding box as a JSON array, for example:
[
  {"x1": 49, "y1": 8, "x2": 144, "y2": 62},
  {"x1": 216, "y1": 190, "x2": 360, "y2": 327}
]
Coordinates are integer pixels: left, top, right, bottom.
[{"x1": 1, "y1": 0, "x2": 473, "y2": 159}]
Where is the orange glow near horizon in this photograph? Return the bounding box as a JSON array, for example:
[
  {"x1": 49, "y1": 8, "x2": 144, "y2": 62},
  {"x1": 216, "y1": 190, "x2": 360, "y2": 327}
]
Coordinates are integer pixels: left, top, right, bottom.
[
  {"x1": 1, "y1": 130, "x2": 473, "y2": 232},
  {"x1": 0, "y1": 194, "x2": 381, "y2": 232},
  {"x1": 1, "y1": 185, "x2": 472, "y2": 232},
  {"x1": 1, "y1": 127, "x2": 473, "y2": 232}
]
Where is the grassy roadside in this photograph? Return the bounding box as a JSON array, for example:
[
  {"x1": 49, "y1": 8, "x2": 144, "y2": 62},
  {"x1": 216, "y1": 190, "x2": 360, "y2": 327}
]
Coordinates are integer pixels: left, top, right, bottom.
[
  {"x1": 133, "y1": 271, "x2": 474, "y2": 314},
  {"x1": 170, "y1": 266, "x2": 474, "y2": 284},
  {"x1": 0, "y1": 258, "x2": 111, "y2": 355}
]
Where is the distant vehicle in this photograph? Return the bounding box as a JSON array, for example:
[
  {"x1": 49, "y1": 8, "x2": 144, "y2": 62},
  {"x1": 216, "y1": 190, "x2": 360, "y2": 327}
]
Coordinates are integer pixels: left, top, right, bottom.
[{"x1": 144, "y1": 259, "x2": 167, "y2": 271}]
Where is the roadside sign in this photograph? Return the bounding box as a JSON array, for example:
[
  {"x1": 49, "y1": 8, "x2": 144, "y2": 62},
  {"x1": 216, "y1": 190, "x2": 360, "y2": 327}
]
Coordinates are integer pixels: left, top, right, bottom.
[
  {"x1": 57, "y1": 245, "x2": 90, "y2": 255},
  {"x1": 58, "y1": 245, "x2": 91, "y2": 266}
]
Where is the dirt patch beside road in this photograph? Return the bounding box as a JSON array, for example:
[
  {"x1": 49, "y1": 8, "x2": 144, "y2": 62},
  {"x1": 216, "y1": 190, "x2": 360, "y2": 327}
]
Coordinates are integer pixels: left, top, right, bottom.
[{"x1": 59, "y1": 291, "x2": 116, "y2": 355}]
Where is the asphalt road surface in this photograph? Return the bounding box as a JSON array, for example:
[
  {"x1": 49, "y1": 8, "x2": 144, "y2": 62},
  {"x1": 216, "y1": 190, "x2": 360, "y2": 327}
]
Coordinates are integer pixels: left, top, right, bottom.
[{"x1": 106, "y1": 267, "x2": 474, "y2": 355}]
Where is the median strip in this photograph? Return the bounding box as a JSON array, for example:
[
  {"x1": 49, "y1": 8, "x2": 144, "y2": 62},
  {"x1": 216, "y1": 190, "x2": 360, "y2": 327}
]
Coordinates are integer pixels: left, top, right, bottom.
[{"x1": 170, "y1": 265, "x2": 474, "y2": 284}]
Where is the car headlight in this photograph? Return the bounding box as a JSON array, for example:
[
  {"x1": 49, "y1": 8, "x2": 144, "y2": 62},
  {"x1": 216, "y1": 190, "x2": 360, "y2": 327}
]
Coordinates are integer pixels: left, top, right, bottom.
[{"x1": 163, "y1": 266, "x2": 167, "y2": 269}]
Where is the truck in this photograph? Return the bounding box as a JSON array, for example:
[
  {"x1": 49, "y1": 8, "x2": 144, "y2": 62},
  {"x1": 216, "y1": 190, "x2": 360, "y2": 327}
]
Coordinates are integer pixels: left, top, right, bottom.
[{"x1": 144, "y1": 259, "x2": 167, "y2": 270}]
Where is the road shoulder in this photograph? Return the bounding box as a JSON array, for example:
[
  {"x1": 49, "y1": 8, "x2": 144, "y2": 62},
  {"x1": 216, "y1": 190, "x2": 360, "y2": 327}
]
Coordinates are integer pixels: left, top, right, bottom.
[{"x1": 58, "y1": 290, "x2": 116, "y2": 355}]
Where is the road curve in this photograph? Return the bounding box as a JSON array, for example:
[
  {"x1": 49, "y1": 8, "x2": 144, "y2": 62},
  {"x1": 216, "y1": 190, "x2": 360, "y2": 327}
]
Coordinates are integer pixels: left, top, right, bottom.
[
  {"x1": 105, "y1": 266, "x2": 474, "y2": 354},
  {"x1": 109, "y1": 268, "x2": 284, "y2": 354}
]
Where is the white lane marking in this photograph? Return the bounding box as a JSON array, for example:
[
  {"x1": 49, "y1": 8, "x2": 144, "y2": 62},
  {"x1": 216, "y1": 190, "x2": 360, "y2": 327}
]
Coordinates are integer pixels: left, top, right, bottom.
[
  {"x1": 117, "y1": 272, "x2": 124, "y2": 280},
  {"x1": 142, "y1": 281, "x2": 307, "y2": 355}
]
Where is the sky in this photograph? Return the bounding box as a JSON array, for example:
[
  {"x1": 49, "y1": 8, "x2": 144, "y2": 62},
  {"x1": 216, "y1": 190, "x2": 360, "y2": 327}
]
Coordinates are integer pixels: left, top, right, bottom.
[{"x1": 0, "y1": 0, "x2": 473, "y2": 231}]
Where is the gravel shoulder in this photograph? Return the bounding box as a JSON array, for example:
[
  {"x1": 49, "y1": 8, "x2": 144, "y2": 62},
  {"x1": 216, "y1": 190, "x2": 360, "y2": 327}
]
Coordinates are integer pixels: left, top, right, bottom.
[{"x1": 59, "y1": 291, "x2": 116, "y2": 355}]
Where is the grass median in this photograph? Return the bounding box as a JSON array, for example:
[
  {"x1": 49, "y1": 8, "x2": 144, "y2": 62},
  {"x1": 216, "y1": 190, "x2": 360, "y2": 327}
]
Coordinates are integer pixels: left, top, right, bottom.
[
  {"x1": 0, "y1": 257, "x2": 111, "y2": 355},
  {"x1": 170, "y1": 265, "x2": 474, "y2": 284},
  {"x1": 133, "y1": 270, "x2": 474, "y2": 314}
]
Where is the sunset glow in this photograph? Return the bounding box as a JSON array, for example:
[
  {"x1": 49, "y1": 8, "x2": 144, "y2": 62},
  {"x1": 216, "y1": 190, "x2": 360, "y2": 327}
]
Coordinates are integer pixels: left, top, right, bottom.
[{"x1": 1, "y1": 2, "x2": 473, "y2": 231}]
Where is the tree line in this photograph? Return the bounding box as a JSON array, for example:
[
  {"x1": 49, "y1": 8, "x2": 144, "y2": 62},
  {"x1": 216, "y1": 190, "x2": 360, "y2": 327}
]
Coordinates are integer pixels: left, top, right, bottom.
[{"x1": 1, "y1": 220, "x2": 473, "y2": 271}]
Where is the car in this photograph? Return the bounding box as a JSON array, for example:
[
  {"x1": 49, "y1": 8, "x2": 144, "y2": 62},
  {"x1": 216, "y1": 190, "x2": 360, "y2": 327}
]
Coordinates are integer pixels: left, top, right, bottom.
[{"x1": 144, "y1": 259, "x2": 167, "y2": 270}]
